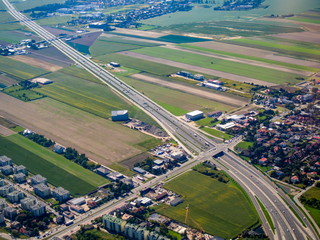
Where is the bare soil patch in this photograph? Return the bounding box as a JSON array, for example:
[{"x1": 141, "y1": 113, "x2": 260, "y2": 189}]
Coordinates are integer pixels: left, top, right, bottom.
[
  {"x1": 0, "y1": 125, "x2": 15, "y2": 136},
  {"x1": 131, "y1": 73, "x2": 247, "y2": 107},
  {"x1": 0, "y1": 93, "x2": 150, "y2": 166},
  {"x1": 28, "y1": 47, "x2": 74, "y2": 67},
  {"x1": 119, "y1": 51, "x2": 276, "y2": 86},
  {"x1": 272, "y1": 31, "x2": 320, "y2": 44},
  {"x1": 120, "y1": 152, "x2": 152, "y2": 169},
  {"x1": 189, "y1": 41, "x2": 320, "y2": 68},
  {"x1": 9, "y1": 55, "x2": 63, "y2": 72}
]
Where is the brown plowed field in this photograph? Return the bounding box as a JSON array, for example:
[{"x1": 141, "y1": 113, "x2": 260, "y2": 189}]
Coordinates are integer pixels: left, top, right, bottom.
[
  {"x1": 9, "y1": 55, "x2": 63, "y2": 72},
  {"x1": 272, "y1": 31, "x2": 320, "y2": 44},
  {"x1": 0, "y1": 93, "x2": 151, "y2": 166},
  {"x1": 131, "y1": 73, "x2": 247, "y2": 107},
  {"x1": 119, "y1": 51, "x2": 276, "y2": 86}
]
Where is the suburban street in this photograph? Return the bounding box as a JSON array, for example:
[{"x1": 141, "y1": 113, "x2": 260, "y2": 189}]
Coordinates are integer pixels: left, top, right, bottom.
[{"x1": 2, "y1": 1, "x2": 319, "y2": 239}]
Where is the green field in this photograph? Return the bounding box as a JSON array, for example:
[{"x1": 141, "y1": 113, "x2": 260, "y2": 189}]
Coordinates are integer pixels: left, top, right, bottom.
[
  {"x1": 96, "y1": 53, "x2": 181, "y2": 76},
  {"x1": 305, "y1": 206, "x2": 320, "y2": 228},
  {"x1": 3, "y1": 85, "x2": 45, "y2": 101},
  {"x1": 0, "y1": 134, "x2": 108, "y2": 196},
  {"x1": 289, "y1": 17, "x2": 320, "y2": 24},
  {"x1": 155, "y1": 171, "x2": 258, "y2": 238},
  {"x1": 119, "y1": 76, "x2": 235, "y2": 114},
  {"x1": 35, "y1": 70, "x2": 158, "y2": 125},
  {"x1": 90, "y1": 37, "x2": 161, "y2": 57},
  {"x1": 131, "y1": 47, "x2": 303, "y2": 84},
  {"x1": 180, "y1": 44, "x2": 319, "y2": 72},
  {"x1": 302, "y1": 186, "x2": 320, "y2": 201},
  {"x1": 0, "y1": 56, "x2": 49, "y2": 80},
  {"x1": 228, "y1": 38, "x2": 320, "y2": 61},
  {"x1": 157, "y1": 20, "x2": 304, "y2": 37},
  {"x1": 236, "y1": 141, "x2": 254, "y2": 150},
  {"x1": 13, "y1": 0, "x2": 65, "y2": 11},
  {"x1": 35, "y1": 15, "x2": 73, "y2": 26},
  {"x1": 201, "y1": 127, "x2": 233, "y2": 140}
]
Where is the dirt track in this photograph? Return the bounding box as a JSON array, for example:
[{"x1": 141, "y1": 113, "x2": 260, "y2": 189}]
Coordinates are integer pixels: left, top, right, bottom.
[
  {"x1": 0, "y1": 93, "x2": 149, "y2": 166},
  {"x1": 189, "y1": 41, "x2": 320, "y2": 68},
  {"x1": 119, "y1": 51, "x2": 277, "y2": 86},
  {"x1": 131, "y1": 73, "x2": 248, "y2": 107}
]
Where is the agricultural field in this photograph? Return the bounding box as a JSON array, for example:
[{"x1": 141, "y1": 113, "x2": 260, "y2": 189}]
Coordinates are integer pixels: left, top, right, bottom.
[
  {"x1": 155, "y1": 171, "x2": 258, "y2": 238},
  {"x1": 2, "y1": 85, "x2": 45, "y2": 101},
  {"x1": 157, "y1": 20, "x2": 304, "y2": 38},
  {"x1": 228, "y1": 38, "x2": 320, "y2": 61},
  {"x1": 12, "y1": 0, "x2": 65, "y2": 11},
  {"x1": 0, "y1": 134, "x2": 108, "y2": 196},
  {"x1": 90, "y1": 36, "x2": 161, "y2": 57},
  {"x1": 119, "y1": 76, "x2": 235, "y2": 115},
  {"x1": 0, "y1": 93, "x2": 155, "y2": 166},
  {"x1": 35, "y1": 70, "x2": 158, "y2": 125},
  {"x1": 131, "y1": 47, "x2": 304, "y2": 84},
  {"x1": 96, "y1": 53, "x2": 181, "y2": 76},
  {"x1": 179, "y1": 44, "x2": 320, "y2": 73},
  {"x1": 0, "y1": 56, "x2": 49, "y2": 80}
]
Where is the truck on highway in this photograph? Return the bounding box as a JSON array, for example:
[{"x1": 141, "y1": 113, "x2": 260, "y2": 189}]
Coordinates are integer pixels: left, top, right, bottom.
[{"x1": 65, "y1": 220, "x2": 74, "y2": 226}]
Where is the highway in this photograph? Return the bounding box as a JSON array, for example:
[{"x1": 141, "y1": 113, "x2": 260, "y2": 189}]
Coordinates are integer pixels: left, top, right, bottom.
[{"x1": 2, "y1": 1, "x2": 319, "y2": 239}]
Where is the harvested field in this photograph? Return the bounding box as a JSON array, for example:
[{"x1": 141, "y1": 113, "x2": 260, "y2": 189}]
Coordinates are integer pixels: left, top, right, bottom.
[
  {"x1": 272, "y1": 31, "x2": 320, "y2": 44},
  {"x1": 28, "y1": 47, "x2": 74, "y2": 67},
  {"x1": 188, "y1": 41, "x2": 320, "y2": 68},
  {"x1": 131, "y1": 73, "x2": 247, "y2": 107},
  {"x1": 0, "y1": 74, "x2": 18, "y2": 87},
  {"x1": 0, "y1": 125, "x2": 15, "y2": 136},
  {"x1": 120, "y1": 152, "x2": 152, "y2": 169},
  {"x1": 119, "y1": 51, "x2": 276, "y2": 86},
  {"x1": 71, "y1": 31, "x2": 102, "y2": 46},
  {"x1": 8, "y1": 55, "x2": 63, "y2": 72},
  {"x1": 0, "y1": 93, "x2": 153, "y2": 166}
]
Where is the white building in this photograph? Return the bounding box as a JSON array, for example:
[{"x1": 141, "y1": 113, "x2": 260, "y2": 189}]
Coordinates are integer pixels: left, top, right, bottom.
[
  {"x1": 216, "y1": 122, "x2": 236, "y2": 131},
  {"x1": 185, "y1": 110, "x2": 204, "y2": 121}
]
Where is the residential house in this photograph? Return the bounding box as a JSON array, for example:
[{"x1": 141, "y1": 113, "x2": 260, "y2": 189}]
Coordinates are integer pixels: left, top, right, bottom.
[{"x1": 34, "y1": 183, "x2": 51, "y2": 198}]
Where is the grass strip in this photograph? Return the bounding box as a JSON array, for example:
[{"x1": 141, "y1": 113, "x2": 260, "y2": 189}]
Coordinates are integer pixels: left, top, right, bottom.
[{"x1": 256, "y1": 197, "x2": 275, "y2": 233}]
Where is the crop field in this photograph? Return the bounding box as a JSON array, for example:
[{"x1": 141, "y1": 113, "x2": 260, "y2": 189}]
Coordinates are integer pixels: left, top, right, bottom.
[
  {"x1": 35, "y1": 71, "x2": 158, "y2": 125},
  {"x1": 132, "y1": 47, "x2": 303, "y2": 84},
  {"x1": 109, "y1": 32, "x2": 209, "y2": 44},
  {"x1": 179, "y1": 44, "x2": 320, "y2": 73},
  {"x1": 3, "y1": 85, "x2": 45, "y2": 101},
  {"x1": 0, "y1": 134, "x2": 108, "y2": 196},
  {"x1": 158, "y1": 20, "x2": 304, "y2": 37},
  {"x1": 96, "y1": 53, "x2": 181, "y2": 76},
  {"x1": 120, "y1": 76, "x2": 235, "y2": 115},
  {"x1": 36, "y1": 15, "x2": 73, "y2": 26},
  {"x1": 0, "y1": 56, "x2": 49, "y2": 80},
  {"x1": 0, "y1": 93, "x2": 154, "y2": 165},
  {"x1": 228, "y1": 38, "x2": 320, "y2": 61},
  {"x1": 12, "y1": 0, "x2": 65, "y2": 11},
  {"x1": 155, "y1": 171, "x2": 258, "y2": 238},
  {"x1": 67, "y1": 42, "x2": 90, "y2": 54},
  {"x1": 289, "y1": 16, "x2": 320, "y2": 24},
  {"x1": 58, "y1": 65, "x2": 101, "y2": 83}
]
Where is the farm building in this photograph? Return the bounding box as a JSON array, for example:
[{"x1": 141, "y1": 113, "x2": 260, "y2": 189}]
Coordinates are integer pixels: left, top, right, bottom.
[
  {"x1": 185, "y1": 110, "x2": 204, "y2": 121},
  {"x1": 170, "y1": 197, "x2": 184, "y2": 206},
  {"x1": 109, "y1": 62, "x2": 120, "y2": 67},
  {"x1": 193, "y1": 74, "x2": 204, "y2": 81},
  {"x1": 31, "y1": 78, "x2": 53, "y2": 85},
  {"x1": 111, "y1": 110, "x2": 129, "y2": 121},
  {"x1": 203, "y1": 82, "x2": 225, "y2": 91}
]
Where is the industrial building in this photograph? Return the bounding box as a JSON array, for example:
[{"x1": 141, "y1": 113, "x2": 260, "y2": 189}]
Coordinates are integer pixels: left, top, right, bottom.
[
  {"x1": 111, "y1": 110, "x2": 129, "y2": 121},
  {"x1": 185, "y1": 110, "x2": 204, "y2": 121},
  {"x1": 216, "y1": 122, "x2": 236, "y2": 131}
]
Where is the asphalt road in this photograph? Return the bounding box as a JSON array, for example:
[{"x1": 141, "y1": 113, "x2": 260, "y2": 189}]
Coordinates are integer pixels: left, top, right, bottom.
[{"x1": 2, "y1": 1, "x2": 319, "y2": 239}]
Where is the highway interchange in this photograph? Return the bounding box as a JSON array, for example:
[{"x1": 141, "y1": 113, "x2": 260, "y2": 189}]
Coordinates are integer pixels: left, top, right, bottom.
[{"x1": 2, "y1": 1, "x2": 319, "y2": 239}]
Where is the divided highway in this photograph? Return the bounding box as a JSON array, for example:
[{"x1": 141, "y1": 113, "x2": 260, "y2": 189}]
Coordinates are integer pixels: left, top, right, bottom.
[{"x1": 2, "y1": 1, "x2": 319, "y2": 239}]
